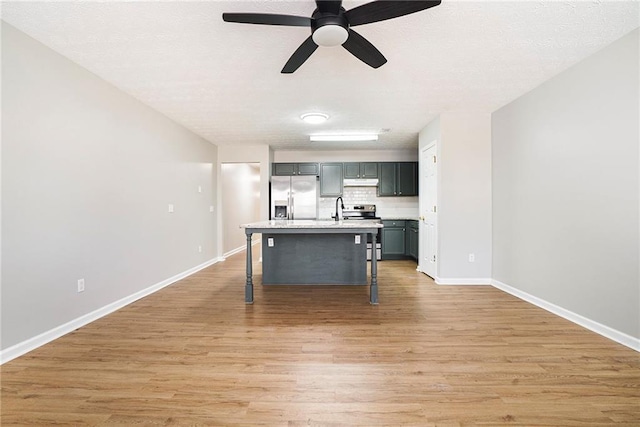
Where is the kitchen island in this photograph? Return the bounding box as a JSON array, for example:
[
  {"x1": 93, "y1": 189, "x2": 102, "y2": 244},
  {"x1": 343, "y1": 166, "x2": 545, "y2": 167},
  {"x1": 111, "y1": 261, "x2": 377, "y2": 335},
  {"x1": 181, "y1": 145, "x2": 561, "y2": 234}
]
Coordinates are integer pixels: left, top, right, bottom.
[{"x1": 240, "y1": 220, "x2": 383, "y2": 304}]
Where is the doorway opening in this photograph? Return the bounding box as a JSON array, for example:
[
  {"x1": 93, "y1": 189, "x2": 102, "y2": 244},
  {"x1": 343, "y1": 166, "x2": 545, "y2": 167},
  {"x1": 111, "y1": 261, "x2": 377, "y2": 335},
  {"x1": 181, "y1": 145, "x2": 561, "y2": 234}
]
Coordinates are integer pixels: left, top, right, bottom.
[{"x1": 221, "y1": 163, "x2": 261, "y2": 257}]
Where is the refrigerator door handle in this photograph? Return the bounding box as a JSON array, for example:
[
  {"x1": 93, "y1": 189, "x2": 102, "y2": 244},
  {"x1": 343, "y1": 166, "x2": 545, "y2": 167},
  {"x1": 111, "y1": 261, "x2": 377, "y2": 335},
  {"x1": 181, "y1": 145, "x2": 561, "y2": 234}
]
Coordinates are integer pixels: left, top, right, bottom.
[{"x1": 290, "y1": 196, "x2": 294, "y2": 220}]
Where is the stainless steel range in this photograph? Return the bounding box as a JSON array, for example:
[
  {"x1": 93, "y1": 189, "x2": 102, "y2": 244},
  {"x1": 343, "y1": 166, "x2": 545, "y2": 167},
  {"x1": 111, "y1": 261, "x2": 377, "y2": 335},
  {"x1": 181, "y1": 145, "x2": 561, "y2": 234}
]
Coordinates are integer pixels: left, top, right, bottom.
[
  {"x1": 342, "y1": 204, "x2": 381, "y2": 260},
  {"x1": 341, "y1": 204, "x2": 380, "y2": 221}
]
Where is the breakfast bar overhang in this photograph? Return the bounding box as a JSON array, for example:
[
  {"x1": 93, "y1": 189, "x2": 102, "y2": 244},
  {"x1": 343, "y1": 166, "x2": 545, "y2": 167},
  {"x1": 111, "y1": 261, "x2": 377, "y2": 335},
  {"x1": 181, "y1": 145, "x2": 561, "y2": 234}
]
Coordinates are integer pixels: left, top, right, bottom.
[{"x1": 241, "y1": 220, "x2": 383, "y2": 305}]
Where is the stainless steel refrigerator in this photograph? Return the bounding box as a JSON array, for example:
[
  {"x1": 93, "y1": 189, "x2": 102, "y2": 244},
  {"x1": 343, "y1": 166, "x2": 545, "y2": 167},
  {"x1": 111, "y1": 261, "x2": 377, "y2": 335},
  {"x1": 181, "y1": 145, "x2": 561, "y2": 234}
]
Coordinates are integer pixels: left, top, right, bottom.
[{"x1": 270, "y1": 175, "x2": 318, "y2": 220}]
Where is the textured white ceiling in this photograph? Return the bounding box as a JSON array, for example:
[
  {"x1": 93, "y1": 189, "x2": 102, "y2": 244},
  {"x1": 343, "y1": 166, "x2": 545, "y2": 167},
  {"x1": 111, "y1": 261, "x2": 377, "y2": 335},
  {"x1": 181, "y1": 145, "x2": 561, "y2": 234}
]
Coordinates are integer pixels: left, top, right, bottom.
[{"x1": 2, "y1": 1, "x2": 638, "y2": 151}]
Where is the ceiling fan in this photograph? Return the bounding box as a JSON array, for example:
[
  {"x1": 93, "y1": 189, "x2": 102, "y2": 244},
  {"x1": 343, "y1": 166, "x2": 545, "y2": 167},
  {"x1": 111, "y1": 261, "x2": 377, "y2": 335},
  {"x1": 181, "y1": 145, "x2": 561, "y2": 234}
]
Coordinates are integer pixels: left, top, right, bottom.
[{"x1": 222, "y1": 1, "x2": 441, "y2": 73}]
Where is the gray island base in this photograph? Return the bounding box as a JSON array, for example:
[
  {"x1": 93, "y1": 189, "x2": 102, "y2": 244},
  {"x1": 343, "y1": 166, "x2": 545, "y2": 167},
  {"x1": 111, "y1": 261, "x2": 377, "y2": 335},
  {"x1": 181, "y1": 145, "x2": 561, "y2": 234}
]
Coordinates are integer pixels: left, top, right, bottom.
[{"x1": 241, "y1": 220, "x2": 383, "y2": 305}]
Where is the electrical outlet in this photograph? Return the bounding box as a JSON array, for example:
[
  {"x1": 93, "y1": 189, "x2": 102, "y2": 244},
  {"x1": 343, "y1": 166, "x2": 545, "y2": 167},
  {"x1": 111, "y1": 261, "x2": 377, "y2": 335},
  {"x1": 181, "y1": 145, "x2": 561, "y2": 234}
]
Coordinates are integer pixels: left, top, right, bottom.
[
  {"x1": 77, "y1": 278, "x2": 85, "y2": 293},
  {"x1": 209, "y1": 206, "x2": 214, "y2": 213},
  {"x1": 468, "y1": 253, "x2": 475, "y2": 263},
  {"x1": 198, "y1": 245, "x2": 202, "y2": 253},
  {"x1": 355, "y1": 235, "x2": 361, "y2": 244},
  {"x1": 168, "y1": 204, "x2": 174, "y2": 213},
  {"x1": 268, "y1": 237, "x2": 274, "y2": 247},
  {"x1": 198, "y1": 185, "x2": 202, "y2": 193}
]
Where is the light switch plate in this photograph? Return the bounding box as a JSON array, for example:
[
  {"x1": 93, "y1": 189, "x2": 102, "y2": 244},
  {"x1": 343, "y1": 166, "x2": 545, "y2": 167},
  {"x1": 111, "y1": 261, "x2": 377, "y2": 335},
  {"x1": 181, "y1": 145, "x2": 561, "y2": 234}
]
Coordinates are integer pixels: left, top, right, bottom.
[
  {"x1": 355, "y1": 235, "x2": 361, "y2": 244},
  {"x1": 268, "y1": 238, "x2": 274, "y2": 247}
]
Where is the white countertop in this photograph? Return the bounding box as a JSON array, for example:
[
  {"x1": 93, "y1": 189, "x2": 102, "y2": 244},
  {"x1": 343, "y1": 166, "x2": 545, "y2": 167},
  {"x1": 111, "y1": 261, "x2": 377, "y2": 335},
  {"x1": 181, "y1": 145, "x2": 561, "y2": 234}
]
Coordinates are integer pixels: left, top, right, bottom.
[{"x1": 241, "y1": 220, "x2": 383, "y2": 229}]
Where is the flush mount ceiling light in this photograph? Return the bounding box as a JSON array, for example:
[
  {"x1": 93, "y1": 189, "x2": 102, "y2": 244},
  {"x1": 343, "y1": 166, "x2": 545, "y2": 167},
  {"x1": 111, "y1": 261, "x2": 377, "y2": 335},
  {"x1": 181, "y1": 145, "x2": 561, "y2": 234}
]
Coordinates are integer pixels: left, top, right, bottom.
[
  {"x1": 310, "y1": 134, "x2": 379, "y2": 142},
  {"x1": 300, "y1": 113, "x2": 329, "y2": 124}
]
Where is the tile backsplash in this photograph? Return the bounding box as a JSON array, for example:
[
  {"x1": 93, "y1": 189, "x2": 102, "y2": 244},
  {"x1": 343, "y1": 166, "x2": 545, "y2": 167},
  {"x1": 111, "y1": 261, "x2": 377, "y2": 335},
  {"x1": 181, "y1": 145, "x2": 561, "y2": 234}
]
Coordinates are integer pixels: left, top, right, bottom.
[{"x1": 319, "y1": 187, "x2": 418, "y2": 219}]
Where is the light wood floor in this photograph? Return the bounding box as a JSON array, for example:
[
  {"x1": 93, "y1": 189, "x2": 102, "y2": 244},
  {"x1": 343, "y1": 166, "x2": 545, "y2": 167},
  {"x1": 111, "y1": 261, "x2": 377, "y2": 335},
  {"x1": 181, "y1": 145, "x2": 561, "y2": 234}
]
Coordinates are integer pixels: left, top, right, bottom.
[{"x1": 2, "y1": 249, "x2": 639, "y2": 426}]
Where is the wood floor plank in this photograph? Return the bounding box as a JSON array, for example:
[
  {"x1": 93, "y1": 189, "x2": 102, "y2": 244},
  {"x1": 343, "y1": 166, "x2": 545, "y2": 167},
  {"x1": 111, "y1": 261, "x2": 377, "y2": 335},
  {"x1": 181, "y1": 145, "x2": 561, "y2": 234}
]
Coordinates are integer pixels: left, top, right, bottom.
[{"x1": 2, "y1": 253, "x2": 639, "y2": 426}]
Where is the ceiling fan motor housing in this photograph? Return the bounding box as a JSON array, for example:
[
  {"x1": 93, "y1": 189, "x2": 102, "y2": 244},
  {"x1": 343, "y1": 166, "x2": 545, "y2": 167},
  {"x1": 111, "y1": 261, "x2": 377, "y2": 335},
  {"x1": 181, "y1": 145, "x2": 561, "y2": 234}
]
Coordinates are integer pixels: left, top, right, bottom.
[{"x1": 311, "y1": 11, "x2": 349, "y2": 47}]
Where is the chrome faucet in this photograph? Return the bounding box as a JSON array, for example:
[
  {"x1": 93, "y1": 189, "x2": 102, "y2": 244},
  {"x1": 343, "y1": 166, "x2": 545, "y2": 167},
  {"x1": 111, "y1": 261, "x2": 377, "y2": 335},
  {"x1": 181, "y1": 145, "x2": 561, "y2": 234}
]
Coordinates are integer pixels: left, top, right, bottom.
[{"x1": 334, "y1": 196, "x2": 345, "y2": 221}]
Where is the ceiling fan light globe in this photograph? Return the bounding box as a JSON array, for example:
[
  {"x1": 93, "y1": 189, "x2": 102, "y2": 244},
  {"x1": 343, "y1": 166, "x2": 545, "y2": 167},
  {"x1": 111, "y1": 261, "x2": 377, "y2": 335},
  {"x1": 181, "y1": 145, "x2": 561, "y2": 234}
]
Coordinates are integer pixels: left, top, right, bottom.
[{"x1": 312, "y1": 25, "x2": 348, "y2": 47}]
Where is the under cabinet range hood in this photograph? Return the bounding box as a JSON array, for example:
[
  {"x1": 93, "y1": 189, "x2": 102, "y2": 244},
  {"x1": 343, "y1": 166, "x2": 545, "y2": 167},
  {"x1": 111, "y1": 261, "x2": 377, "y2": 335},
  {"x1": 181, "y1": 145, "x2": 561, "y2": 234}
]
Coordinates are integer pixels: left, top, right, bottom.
[{"x1": 343, "y1": 178, "x2": 379, "y2": 187}]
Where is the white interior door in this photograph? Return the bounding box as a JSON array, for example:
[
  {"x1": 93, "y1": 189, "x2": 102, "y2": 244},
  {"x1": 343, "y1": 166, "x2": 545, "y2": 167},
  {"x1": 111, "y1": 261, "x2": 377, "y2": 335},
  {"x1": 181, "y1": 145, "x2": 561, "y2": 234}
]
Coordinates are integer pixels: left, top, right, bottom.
[{"x1": 419, "y1": 143, "x2": 437, "y2": 278}]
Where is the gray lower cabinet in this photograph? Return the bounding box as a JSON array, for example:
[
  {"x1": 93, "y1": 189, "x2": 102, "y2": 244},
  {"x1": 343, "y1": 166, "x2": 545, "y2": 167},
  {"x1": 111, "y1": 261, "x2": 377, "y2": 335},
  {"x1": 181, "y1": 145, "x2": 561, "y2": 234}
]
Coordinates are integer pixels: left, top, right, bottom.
[
  {"x1": 320, "y1": 163, "x2": 343, "y2": 196},
  {"x1": 382, "y1": 219, "x2": 419, "y2": 261},
  {"x1": 406, "y1": 220, "x2": 419, "y2": 260},
  {"x1": 381, "y1": 220, "x2": 406, "y2": 259}
]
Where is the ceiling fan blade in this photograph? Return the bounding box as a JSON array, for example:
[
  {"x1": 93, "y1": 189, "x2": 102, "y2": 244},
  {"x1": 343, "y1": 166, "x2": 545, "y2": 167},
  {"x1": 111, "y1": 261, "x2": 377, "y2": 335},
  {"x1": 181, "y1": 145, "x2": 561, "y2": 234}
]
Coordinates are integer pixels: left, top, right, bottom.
[
  {"x1": 282, "y1": 36, "x2": 319, "y2": 73},
  {"x1": 315, "y1": 1, "x2": 343, "y2": 15},
  {"x1": 222, "y1": 13, "x2": 312, "y2": 27},
  {"x1": 345, "y1": 0, "x2": 441, "y2": 27},
  {"x1": 342, "y1": 29, "x2": 387, "y2": 69}
]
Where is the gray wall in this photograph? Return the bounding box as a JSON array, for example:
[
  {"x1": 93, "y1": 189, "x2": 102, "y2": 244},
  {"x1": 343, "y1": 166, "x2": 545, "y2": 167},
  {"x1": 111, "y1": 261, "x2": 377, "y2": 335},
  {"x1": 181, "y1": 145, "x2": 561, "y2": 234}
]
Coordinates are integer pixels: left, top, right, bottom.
[
  {"x1": 439, "y1": 113, "x2": 492, "y2": 281},
  {"x1": 419, "y1": 113, "x2": 493, "y2": 282},
  {"x1": 1, "y1": 23, "x2": 219, "y2": 350},
  {"x1": 221, "y1": 163, "x2": 260, "y2": 254},
  {"x1": 492, "y1": 29, "x2": 639, "y2": 338}
]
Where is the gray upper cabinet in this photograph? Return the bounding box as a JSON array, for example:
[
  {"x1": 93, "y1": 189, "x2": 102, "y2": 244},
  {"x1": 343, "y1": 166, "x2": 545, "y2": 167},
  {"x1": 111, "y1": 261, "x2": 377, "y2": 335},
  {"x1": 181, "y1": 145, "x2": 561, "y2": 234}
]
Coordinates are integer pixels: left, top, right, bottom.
[
  {"x1": 378, "y1": 162, "x2": 418, "y2": 196},
  {"x1": 344, "y1": 162, "x2": 378, "y2": 179},
  {"x1": 273, "y1": 163, "x2": 319, "y2": 176},
  {"x1": 320, "y1": 163, "x2": 343, "y2": 196},
  {"x1": 378, "y1": 163, "x2": 397, "y2": 196},
  {"x1": 397, "y1": 162, "x2": 417, "y2": 196},
  {"x1": 361, "y1": 162, "x2": 379, "y2": 178},
  {"x1": 297, "y1": 163, "x2": 320, "y2": 175},
  {"x1": 273, "y1": 163, "x2": 296, "y2": 176},
  {"x1": 344, "y1": 163, "x2": 361, "y2": 179}
]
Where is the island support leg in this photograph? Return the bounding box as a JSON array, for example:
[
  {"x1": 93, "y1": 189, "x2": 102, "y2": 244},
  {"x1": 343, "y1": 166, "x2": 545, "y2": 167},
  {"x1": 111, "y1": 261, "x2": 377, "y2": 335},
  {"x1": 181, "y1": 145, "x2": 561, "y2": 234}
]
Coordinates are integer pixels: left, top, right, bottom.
[
  {"x1": 370, "y1": 231, "x2": 379, "y2": 305},
  {"x1": 245, "y1": 232, "x2": 254, "y2": 304}
]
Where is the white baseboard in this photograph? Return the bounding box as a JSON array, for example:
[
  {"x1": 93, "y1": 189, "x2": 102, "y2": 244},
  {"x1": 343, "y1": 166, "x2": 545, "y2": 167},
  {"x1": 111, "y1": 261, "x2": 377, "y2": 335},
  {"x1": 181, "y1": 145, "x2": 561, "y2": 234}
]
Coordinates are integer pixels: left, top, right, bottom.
[
  {"x1": 0, "y1": 257, "x2": 224, "y2": 365},
  {"x1": 223, "y1": 245, "x2": 245, "y2": 258},
  {"x1": 435, "y1": 277, "x2": 491, "y2": 285},
  {"x1": 492, "y1": 279, "x2": 640, "y2": 352},
  {"x1": 223, "y1": 239, "x2": 259, "y2": 259}
]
